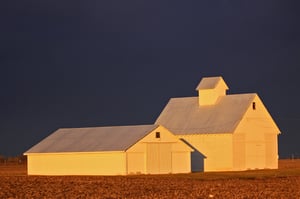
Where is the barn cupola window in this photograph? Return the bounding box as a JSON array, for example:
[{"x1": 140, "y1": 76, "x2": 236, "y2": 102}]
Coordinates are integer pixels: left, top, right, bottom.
[
  {"x1": 252, "y1": 102, "x2": 256, "y2": 110},
  {"x1": 155, "y1": 132, "x2": 160, "y2": 138}
]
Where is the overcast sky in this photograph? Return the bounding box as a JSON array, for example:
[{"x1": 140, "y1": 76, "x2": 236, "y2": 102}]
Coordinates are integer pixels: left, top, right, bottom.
[{"x1": 1, "y1": 1, "x2": 299, "y2": 158}]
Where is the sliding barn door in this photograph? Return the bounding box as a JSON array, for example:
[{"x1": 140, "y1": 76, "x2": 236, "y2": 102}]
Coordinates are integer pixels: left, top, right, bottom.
[{"x1": 146, "y1": 143, "x2": 172, "y2": 174}]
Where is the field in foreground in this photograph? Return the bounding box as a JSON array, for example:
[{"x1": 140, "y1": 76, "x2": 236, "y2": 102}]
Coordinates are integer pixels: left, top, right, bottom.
[{"x1": 1, "y1": 159, "x2": 300, "y2": 198}]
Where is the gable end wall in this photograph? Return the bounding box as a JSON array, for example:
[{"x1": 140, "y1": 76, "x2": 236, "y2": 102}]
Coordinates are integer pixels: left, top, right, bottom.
[
  {"x1": 126, "y1": 126, "x2": 192, "y2": 174},
  {"x1": 233, "y1": 95, "x2": 279, "y2": 170}
]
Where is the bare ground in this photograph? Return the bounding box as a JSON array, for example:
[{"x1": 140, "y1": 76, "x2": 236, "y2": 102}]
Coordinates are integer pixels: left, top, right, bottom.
[{"x1": 1, "y1": 159, "x2": 300, "y2": 199}]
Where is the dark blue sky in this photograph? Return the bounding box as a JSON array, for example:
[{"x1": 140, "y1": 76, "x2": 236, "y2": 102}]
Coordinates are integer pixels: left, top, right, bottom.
[{"x1": 1, "y1": 1, "x2": 299, "y2": 158}]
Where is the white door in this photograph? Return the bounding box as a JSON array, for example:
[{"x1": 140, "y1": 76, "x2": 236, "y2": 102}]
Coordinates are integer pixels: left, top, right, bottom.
[{"x1": 146, "y1": 143, "x2": 172, "y2": 174}]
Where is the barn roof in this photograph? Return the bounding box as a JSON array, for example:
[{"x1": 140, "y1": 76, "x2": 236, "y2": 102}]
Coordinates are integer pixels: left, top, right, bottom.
[
  {"x1": 155, "y1": 93, "x2": 256, "y2": 134},
  {"x1": 195, "y1": 76, "x2": 228, "y2": 90},
  {"x1": 25, "y1": 124, "x2": 159, "y2": 153}
]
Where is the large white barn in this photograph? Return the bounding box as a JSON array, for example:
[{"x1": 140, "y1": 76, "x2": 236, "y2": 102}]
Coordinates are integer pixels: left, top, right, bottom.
[{"x1": 155, "y1": 76, "x2": 280, "y2": 172}]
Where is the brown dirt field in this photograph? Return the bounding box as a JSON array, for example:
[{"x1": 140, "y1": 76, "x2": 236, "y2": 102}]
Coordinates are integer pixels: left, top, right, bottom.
[{"x1": 1, "y1": 159, "x2": 300, "y2": 199}]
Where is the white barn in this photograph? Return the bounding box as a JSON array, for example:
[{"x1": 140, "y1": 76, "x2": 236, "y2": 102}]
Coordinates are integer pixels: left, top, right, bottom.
[
  {"x1": 24, "y1": 76, "x2": 280, "y2": 174},
  {"x1": 24, "y1": 125, "x2": 192, "y2": 175},
  {"x1": 155, "y1": 76, "x2": 280, "y2": 172}
]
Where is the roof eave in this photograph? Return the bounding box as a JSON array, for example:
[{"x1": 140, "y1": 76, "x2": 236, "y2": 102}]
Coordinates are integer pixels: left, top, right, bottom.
[{"x1": 24, "y1": 151, "x2": 126, "y2": 155}]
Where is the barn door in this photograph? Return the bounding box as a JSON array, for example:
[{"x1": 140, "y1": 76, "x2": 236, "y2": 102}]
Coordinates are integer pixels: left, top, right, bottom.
[
  {"x1": 233, "y1": 134, "x2": 246, "y2": 170},
  {"x1": 159, "y1": 143, "x2": 172, "y2": 173},
  {"x1": 146, "y1": 143, "x2": 172, "y2": 174},
  {"x1": 246, "y1": 142, "x2": 266, "y2": 169}
]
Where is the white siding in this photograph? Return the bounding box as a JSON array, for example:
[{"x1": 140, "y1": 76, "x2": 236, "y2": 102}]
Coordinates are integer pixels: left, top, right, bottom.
[
  {"x1": 27, "y1": 152, "x2": 126, "y2": 175},
  {"x1": 146, "y1": 143, "x2": 172, "y2": 174},
  {"x1": 127, "y1": 152, "x2": 145, "y2": 174}
]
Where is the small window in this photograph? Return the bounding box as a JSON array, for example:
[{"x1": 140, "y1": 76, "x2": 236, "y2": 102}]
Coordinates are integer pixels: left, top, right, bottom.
[
  {"x1": 252, "y1": 102, "x2": 256, "y2": 110},
  {"x1": 155, "y1": 132, "x2": 160, "y2": 138}
]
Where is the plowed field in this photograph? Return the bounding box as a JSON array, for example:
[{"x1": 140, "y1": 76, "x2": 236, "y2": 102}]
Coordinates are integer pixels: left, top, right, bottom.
[{"x1": 1, "y1": 159, "x2": 300, "y2": 198}]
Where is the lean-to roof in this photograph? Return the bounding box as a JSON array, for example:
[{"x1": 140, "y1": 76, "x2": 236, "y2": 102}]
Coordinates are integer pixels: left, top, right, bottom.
[
  {"x1": 25, "y1": 124, "x2": 158, "y2": 153},
  {"x1": 155, "y1": 94, "x2": 256, "y2": 135}
]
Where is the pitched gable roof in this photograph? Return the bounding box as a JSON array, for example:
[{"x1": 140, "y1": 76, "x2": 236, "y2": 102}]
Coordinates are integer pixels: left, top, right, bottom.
[
  {"x1": 25, "y1": 125, "x2": 158, "y2": 153},
  {"x1": 195, "y1": 76, "x2": 228, "y2": 90},
  {"x1": 155, "y1": 94, "x2": 256, "y2": 135}
]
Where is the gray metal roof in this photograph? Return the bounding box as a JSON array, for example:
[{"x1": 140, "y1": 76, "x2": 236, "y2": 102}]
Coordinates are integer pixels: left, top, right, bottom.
[
  {"x1": 155, "y1": 94, "x2": 256, "y2": 135},
  {"x1": 25, "y1": 124, "x2": 159, "y2": 153},
  {"x1": 195, "y1": 76, "x2": 228, "y2": 90}
]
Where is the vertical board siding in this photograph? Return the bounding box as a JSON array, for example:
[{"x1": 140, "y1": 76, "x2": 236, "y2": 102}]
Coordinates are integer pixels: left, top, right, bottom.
[
  {"x1": 27, "y1": 152, "x2": 126, "y2": 175},
  {"x1": 245, "y1": 132, "x2": 266, "y2": 169},
  {"x1": 233, "y1": 134, "x2": 246, "y2": 170},
  {"x1": 245, "y1": 142, "x2": 266, "y2": 169},
  {"x1": 158, "y1": 143, "x2": 172, "y2": 174},
  {"x1": 265, "y1": 133, "x2": 278, "y2": 168},
  {"x1": 147, "y1": 143, "x2": 160, "y2": 174},
  {"x1": 146, "y1": 143, "x2": 172, "y2": 174},
  {"x1": 26, "y1": 126, "x2": 192, "y2": 175},
  {"x1": 172, "y1": 152, "x2": 190, "y2": 173},
  {"x1": 127, "y1": 152, "x2": 145, "y2": 174},
  {"x1": 180, "y1": 134, "x2": 233, "y2": 172}
]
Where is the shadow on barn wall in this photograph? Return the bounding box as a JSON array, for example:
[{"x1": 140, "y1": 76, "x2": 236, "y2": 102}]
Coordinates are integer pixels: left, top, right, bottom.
[{"x1": 180, "y1": 139, "x2": 206, "y2": 172}]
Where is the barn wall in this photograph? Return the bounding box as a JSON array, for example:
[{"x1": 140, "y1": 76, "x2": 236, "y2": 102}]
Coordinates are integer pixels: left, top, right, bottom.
[
  {"x1": 146, "y1": 143, "x2": 173, "y2": 174},
  {"x1": 179, "y1": 134, "x2": 233, "y2": 172},
  {"x1": 234, "y1": 95, "x2": 279, "y2": 170},
  {"x1": 172, "y1": 152, "x2": 191, "y2": 173},
  {"x1": 27, "y1": 126, "x2": 192, "y2": 176},
  {"x1": 146, "y1": 143, "x2": 163, "y2": 174},
  {"x1": 245, "y1": 131, "x2": 266, "y2": 169},
  {"x1": 126, "y1": 142, "x2": 146, "y2": 174},
  {"x1": 232, "y1": 134, "x2": 246, "y2": 170},
  {"x1": 265, "y1": 133, "x2": 278, "y2": 169},
  {"x1": 171, "y1": 142, "x2": 192, "y2": 173},
  {"x1": 126, "y1": 126, "x2": 192, "y2": 174},
  {"x1": 198, "y1": 89, "x2": 218, "y2": 105},
  {"x1": 127, "y1": 152, "x2": 145, "y2": 174},
  {"x1": 233, "y1": 132, "x2": 278, "y2": 170},
  {"x1": 198, "y1": 79, "x2": 227, "y2": 106},
  {"x1": 233, "y1": 132, "x2": 267, "y2": 170},
  {"x1": 141, "y1": 126, "x2": 179, "y2": 143},
  {"x1": 27, "y1": 152, "x2": 126, "y2": 175}
]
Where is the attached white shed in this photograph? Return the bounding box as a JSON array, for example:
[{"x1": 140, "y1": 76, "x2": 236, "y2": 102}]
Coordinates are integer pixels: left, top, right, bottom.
[{"x1": 24, "y1": 125, "x2": 192, "y2": 175}]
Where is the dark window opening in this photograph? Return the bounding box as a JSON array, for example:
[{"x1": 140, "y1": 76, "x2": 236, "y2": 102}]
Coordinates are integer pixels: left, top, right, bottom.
[
  {"x1": 155, "y1": 132, "x2": 160, "y2": 138},
  {"x1": 252, "y1": 102, "x2": 256, "y2": 110}
]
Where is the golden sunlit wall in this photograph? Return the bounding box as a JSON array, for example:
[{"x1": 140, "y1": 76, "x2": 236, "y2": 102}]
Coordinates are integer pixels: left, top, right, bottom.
[
  {"x1": 199, "y1": 89, "x2": 219, "y2": 105},
  {"x1": 26, "y1": 126, "x2": 193, "y2": 176},
  {"x1": 126, "y1": 126, "x2": 192, "y2": 174},
  {"x1": 234, "y1": 95, "x2": 279, "y2": 170},
  {"x1": 198, "y1": 80, "x2": 227, "y2": 106},
  {"x1": 27, "y1": 152, "x2": 127, "y2": 175},
  {"x1": 179, "y1": 134, "x2": 233, "y2": 172}
]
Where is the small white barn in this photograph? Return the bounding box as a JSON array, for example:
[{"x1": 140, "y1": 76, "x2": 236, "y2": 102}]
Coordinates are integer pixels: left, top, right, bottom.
[
  {"x1": 155, "y1": 76, "x2": 280, "y2": 172},
  {"x1": 24, "y1": 125, "x2": 192, "y2": 175}
]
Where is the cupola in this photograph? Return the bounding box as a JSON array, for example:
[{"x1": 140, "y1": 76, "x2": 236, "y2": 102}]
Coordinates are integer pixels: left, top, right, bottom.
[{"x1": 195, "y1": 76, "x2": 228, "y2": 106}]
